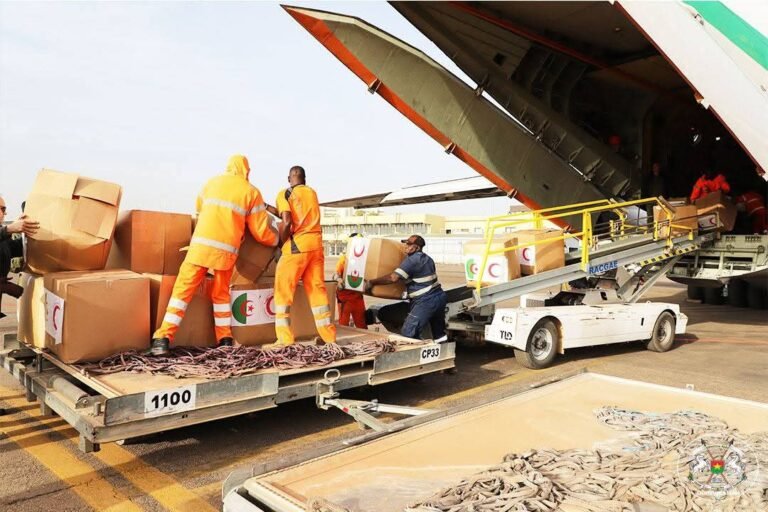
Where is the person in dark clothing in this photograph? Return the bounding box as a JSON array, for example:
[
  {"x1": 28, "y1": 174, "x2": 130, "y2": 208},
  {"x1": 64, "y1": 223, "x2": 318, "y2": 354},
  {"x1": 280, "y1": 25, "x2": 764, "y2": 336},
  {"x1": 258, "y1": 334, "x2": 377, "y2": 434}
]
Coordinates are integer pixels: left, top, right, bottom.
[
  {"x1": 0, "y1": 196, "x2": 39, "y2": 318},
  {"x1": 643, "y1": 162, "x2": 668, "y2": 217},
  {"x1": 0, "y1": 197, "x2": 38, "y2": 416},
  {"x1": 365, "y1": 235, "x2": 448, "y2": 342}
]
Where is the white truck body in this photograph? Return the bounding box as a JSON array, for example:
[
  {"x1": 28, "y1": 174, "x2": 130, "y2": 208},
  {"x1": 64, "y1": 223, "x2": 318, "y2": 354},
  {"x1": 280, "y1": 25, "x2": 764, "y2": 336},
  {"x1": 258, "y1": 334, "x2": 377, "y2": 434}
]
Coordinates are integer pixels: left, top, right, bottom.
[{"x1": 485, "y1": 303, "x2": 688, "y2": 352}]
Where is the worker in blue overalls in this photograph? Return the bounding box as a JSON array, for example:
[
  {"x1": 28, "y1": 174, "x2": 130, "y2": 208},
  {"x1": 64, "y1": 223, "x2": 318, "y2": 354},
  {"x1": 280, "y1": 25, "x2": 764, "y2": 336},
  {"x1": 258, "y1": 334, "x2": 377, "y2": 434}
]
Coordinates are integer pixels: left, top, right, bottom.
[{"x1": 365, "y1": 235, "x2": 448, "y2": 342}]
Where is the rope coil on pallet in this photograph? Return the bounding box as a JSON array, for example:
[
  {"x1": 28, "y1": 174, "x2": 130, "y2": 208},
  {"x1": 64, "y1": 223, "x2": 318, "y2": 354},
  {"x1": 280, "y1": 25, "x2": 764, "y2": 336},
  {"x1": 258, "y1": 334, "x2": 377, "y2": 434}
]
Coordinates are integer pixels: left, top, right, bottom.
[
  {"x1": 76, "y1": 336, "x2": 397, "y2": 379},
  {"x1": 303, "y1": 407, "x2": 768, "y2": 512}
]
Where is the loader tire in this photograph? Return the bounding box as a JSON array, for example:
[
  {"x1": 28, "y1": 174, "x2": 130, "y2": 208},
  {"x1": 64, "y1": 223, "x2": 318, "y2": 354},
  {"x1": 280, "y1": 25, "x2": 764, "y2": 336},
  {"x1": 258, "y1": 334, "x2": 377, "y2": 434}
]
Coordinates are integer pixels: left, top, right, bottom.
[
  {"x1": 514, "y1": 319, "x2": 558, "y2": 370},
  {"x1": 686, "y1": 285, "x2": 704, "y2": 301},
  {"x1": 703, "y1": 286, "x2": 724, "y2": 305},
  {"x1": 727, "y1": 280, "x2": 748, "y2": 308},
  {"x1": 646, "y1": 311, "x2": 676, "y2": 353},
  {"x1": 747, "y1": 285, "x2": 766, "y2": 309}
]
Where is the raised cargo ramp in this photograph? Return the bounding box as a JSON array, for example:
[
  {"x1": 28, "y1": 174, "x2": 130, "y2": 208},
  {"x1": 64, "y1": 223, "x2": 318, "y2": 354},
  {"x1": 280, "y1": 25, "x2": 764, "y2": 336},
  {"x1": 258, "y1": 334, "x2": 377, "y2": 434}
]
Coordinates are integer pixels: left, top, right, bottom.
[
  {"x1": 0, "y1": 327, "x2": 455, "y2": 453},
  {"x1": 224, "y1": 372, "x2": 768, "y2": 512},
  {"x1": 284, "y1": 5, "x2": 613, "y2": 228}
]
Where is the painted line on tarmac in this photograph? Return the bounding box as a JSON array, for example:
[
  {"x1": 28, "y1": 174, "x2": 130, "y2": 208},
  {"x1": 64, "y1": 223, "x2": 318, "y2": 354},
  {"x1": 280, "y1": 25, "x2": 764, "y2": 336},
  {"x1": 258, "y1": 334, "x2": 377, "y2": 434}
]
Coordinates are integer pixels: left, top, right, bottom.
[
  {"x1": 0, "y1": 386, "x2": 143, "y2": 511},
  {"x1": 1, "y1": 380, "x2": 217, "y2": 512},
  {"x1": 92, "y1": 443, "x2": 219, "y2": 512}
]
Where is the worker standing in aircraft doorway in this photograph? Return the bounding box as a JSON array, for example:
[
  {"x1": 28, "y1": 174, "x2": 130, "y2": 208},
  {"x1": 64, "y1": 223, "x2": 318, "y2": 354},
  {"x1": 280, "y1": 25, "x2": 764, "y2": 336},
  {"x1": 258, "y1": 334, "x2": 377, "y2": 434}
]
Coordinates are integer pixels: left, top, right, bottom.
[
  {"x1": 150, "y1": 155, "x2": 278, "y2": 356},
  {"x1": 690, "y1": 168, "x2": 731, "y2": 202},
  {"x1": 333, "y1": 233, "x2": 368, "y2": 329},
  {"x1": 272, "y1": 166, "x2": 336, "y2": 345},
  {"x1": 735, "y1": 190, "x2": 767, "y2": 234}
]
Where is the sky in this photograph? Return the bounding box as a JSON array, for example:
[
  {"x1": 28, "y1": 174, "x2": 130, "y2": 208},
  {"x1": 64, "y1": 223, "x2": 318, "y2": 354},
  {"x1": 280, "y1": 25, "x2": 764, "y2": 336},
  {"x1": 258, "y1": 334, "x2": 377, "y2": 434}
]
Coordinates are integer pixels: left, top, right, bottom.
[
  {"x1": 2, "y1": 1, "x2": 765, "y2": 221},
  {"x1": 0, "y1": 1, "x2": 509, "y2": 218}
]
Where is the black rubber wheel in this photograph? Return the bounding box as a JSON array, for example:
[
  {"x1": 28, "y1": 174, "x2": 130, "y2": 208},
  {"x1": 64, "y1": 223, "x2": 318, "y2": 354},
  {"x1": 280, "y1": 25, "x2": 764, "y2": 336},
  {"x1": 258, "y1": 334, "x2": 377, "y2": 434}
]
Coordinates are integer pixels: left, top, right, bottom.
[
  {"x1": 646, "y1": 311, "x2": 676, "y2": 353},
  {"x1": 747, "y1": 284, "x2": 766, "y2": 309},
  {"x1": 687, "y1": 285, "x2": 704, "y2": 301},
  {"x1": 514, "y1": 319, "x2": 559, "y2": 369},
  {"x1": 703, "y1": 286, "x2": 724, "y2": 305},
  {"x1": 727, "y1": 280, "x2": 748, "y2": 308}
]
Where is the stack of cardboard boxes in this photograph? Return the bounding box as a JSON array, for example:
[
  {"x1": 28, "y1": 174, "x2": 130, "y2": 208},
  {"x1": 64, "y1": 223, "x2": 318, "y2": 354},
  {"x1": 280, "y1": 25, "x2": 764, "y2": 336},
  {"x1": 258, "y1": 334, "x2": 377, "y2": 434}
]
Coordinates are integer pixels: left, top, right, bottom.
[
  {"x1": 16, "y1": 168, "x2": 337, "y2": 364},
  {"x1": 462, "y1": 229, "x2": 565, "y2": 287}
]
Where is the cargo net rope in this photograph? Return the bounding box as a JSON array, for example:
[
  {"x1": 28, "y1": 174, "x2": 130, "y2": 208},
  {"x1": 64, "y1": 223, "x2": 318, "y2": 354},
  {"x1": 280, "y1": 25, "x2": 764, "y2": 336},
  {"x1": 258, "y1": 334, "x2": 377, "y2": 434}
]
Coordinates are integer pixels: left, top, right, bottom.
[
  {"x1": 307, "y1": 407, "x2": 768, "y2": 512},
  {"x1": 473, "y1": 197, "x2": 708, "y2": 297},
  {"x1": 77, "y1": 336, "x2": 410, "y2": 379}
]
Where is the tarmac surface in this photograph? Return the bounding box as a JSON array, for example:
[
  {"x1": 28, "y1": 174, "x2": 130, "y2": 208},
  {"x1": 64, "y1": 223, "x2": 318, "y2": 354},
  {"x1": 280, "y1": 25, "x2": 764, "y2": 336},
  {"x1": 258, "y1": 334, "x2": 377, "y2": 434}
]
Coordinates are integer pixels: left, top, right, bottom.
[{"x1": 1, "y1": 262, "x2": 766, "y2": 511}]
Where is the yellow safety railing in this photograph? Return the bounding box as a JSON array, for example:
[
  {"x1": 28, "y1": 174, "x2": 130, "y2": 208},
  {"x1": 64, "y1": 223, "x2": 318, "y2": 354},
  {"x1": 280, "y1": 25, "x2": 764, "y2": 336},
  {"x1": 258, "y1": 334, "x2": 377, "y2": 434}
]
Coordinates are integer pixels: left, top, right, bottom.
[{"x1": 474, "y1": 197, "x2": 699, "y2": 298}]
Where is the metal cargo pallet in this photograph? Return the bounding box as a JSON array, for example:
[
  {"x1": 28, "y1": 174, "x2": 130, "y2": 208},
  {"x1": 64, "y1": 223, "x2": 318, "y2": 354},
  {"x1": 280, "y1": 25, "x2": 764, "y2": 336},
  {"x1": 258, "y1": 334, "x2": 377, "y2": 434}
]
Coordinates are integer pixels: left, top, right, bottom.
[{"x1": 0, "y1": 328, "x2": 454, "y2": 453}]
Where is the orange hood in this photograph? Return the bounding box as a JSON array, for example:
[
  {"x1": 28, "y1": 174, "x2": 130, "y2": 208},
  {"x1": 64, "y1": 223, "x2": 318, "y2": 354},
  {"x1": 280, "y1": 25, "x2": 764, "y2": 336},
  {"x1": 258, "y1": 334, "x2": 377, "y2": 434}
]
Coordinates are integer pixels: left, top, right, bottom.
[{"x1": 225, "y1": 154, "x2": 250, "y2": 180}]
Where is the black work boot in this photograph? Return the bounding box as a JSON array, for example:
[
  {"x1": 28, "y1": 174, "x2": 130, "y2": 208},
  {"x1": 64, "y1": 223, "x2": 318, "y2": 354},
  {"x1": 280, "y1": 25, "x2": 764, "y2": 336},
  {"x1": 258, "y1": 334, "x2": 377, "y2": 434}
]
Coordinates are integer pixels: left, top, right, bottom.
[
  {"x1": 217, "y1": 337, "x2": 234, "y2": 348},
  {"x1": 150, "y1": 338, "x2": 170, "y2": 356}
]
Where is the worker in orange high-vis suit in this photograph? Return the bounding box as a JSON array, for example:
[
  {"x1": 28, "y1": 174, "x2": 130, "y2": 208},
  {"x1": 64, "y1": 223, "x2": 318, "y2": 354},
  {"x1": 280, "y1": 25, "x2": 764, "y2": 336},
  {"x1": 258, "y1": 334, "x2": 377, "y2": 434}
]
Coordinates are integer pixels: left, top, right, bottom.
[
  {"x1": 150, "y1": 155, "x2": 278, "y2": 356},
  {"x1": 333, "y1": 233, "x2": 368, "y2": 329},
  {"x1": 735, "y1": 191, "x2": 767, "y2": 234},
  {"x1": 690, "y1": 169, "x2": 731, "y2": 202},
  {"x1": 272, "y1": 166, "x2": 336, "y2": 345}
]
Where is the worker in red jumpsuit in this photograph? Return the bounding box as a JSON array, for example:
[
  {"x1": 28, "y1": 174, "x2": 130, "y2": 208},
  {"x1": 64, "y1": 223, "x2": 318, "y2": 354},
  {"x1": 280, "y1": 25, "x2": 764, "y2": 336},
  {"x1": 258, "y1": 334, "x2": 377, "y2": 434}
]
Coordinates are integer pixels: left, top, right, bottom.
[
  {"x1": 690, "y1": 169, "x2": 731, "y2": 202},
  {"x1": 333, "y1": 233, "x2": 367, "y2": 329},
  {"x1": 735, "y1": 191, "x2": 767, "y2": 234}
]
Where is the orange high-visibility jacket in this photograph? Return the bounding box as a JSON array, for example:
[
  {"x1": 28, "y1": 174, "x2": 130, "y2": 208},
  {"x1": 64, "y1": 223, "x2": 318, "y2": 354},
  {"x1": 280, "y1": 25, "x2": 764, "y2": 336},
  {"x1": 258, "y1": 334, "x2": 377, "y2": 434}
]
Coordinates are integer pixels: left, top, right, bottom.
[
  {"x1": 186, "y1": 155, "x2": 278, "y2": 270},
  {"x1": 735, "y1": 191, "x2": 766, "y2": 216},
  {"x1": 690, "y1": 174, "x2": 731, "y2": 202}
]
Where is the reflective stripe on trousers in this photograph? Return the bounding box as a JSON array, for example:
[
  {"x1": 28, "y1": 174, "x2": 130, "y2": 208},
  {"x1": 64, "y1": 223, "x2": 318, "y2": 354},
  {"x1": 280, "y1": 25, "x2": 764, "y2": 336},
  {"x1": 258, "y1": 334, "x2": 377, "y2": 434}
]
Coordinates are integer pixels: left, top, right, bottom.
[
  {"x1": 154, "y1": 261, "x2": 234, "y2": 343},
  {"x1": 273, "y1": 250, "x2": 336, "y2": 344}
]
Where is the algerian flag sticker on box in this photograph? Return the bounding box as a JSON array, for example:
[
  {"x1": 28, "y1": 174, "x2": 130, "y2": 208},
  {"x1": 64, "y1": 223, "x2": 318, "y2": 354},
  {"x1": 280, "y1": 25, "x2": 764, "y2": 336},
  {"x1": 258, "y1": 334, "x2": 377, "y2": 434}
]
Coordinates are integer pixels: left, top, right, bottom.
[
  {"x1": 45, "y1": 291, "x2": 65, "y2": 344},
  {"x1": 344, "y1": 237, "x2": 370, "y2": 292},
  {"x1": 230, "y1": 289, "x2": 275, "y2": 326},
  {"x1": 464, "y1": 254, "x2": 509, "y2": 283}
]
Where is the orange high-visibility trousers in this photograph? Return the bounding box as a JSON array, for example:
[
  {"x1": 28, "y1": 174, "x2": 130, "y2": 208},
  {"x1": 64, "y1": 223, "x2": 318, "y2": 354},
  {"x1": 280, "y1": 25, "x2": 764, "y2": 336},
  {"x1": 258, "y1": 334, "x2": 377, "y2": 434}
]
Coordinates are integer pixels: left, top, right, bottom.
[
  {"x1": 153, "y1": 260, "x2": 234, "y2": 343},
  {"x1": 337, "y1": 289, "x2": 367, "y2": 329},
  {"x1": 274, "y1": 249, "x2": 336, "y2": 344}
]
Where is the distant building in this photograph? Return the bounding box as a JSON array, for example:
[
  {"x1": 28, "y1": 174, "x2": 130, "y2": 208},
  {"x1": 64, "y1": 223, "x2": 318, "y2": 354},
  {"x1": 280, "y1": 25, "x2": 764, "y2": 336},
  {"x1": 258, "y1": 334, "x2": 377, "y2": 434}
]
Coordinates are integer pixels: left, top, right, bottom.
[{"x1": 321, "y1": 206, "x2": 550, "y2": 263}]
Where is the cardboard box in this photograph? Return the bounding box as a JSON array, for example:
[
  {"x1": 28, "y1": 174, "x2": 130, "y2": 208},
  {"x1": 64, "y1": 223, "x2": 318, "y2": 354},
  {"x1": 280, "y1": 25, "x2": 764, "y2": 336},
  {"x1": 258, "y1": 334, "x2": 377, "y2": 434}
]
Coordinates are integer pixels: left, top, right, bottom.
[
  {"x1": 230, "y1": 280, "x2": 337, "y2": 345},
  {"x1": 463, "y1": 237, "x2": 521, "y2": 286},
  {"x1": 694, "y1": 191, "x2": 737, "y2": 232},
  {"x1": 17, "y1": 272, "x2": 47, "y2": 349},
  {"x1": 145, "y1": 274, "x2": 216, "y2": 347},
  {"x1": 43, "y1": 270, "x2": 149, "y2": 363},
  {"x1": 108, "y1": 210, "x2": 191, "y2": 274},
  {"x1": 654, "y1": 204, "x2": 699, "y2": 237},
  {"x1": 513, "y1": 229, "x2": 565, "y2": 275},
  {"x1": 343, "y1": 238, "x2": 406, "y2": 299},
  {"x1": 25, "y1": 169, "x2": 122, "y2": 273},
  {"x1": 230, "y1": 230, "x2": 279, "y2": 285}
]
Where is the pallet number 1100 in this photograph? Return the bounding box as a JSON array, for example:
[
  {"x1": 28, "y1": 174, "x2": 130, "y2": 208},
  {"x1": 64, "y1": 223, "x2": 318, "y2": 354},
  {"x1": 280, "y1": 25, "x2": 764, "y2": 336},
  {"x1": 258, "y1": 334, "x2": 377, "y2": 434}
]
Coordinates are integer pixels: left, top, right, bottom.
[{"x1": 144, "y1": 385, "x2": 197, "y2": 417}]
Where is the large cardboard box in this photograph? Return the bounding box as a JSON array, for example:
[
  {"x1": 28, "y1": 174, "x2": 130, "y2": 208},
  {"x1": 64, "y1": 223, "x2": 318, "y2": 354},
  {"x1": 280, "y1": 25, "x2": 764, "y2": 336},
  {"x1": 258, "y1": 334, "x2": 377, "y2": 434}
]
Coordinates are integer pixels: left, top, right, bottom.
[
  {"x1": 145, "y1": 274, "x2": 216, "y2": 347},
  {"x1": 694, "y1": 191, "x2": 737, "y2": 232},
  {"x1": 513, "y1": 229, "x2": 565, "y2": 275},
  {"x1": 230, "y1": 230, "x2": 279, "y2": 285},
  {"x1": 230, "y1": 280, "x2": 337, "y2": 345},
  {"x1": 463, "y1": 237, "x2": 521, "y2": 286},
  {"x1": 43, "y1": 270, "x2": 149, "y2": 363},
  {"x1": 17, "y1": 272, "x2": 47, "y2": 349},
  {"x1": 108, "y1": 210, "x2": 191, "y2": 274},
  {"x1": 653, "y1": 204, "x2": 699, "y2": 237},
  {"x1": 25, "y1": 169, "x2": 122, "y2": 273},
  {"x1": 343, "y1": 238, "x2": 406, "y2": 299}
]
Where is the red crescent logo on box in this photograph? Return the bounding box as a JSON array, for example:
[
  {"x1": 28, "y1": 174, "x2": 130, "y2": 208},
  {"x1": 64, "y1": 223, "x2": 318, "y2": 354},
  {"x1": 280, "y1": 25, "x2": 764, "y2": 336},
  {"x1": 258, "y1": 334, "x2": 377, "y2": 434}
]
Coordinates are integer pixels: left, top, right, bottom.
[
  {"x1": 52, "y1": 304, "x2": 61, "y2": 330},
  {"x1": 522, "y1": 248, "x2": 531, "y2": 263},
  {"x1": 265, "y1": 295, "x2": 275, "y2": 316},
  {"x1": 488, "y1": 263, "x2": 500, "y2": 278},
  {"x1": 708, "y1": 216, "x2": 716, "y2": 226},
  {"x1": 353, "y1": 242, "x2": 366, "y2": 257}
]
